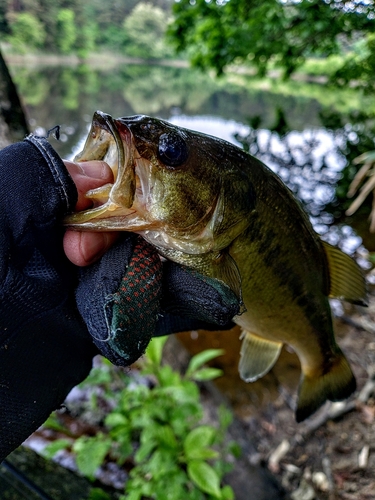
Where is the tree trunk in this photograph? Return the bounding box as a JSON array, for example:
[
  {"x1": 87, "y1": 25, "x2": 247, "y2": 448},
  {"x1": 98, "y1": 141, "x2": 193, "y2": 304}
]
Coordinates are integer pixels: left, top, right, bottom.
[{"x1": 0, "y1": 49, "x2": 29, "y2": 148}]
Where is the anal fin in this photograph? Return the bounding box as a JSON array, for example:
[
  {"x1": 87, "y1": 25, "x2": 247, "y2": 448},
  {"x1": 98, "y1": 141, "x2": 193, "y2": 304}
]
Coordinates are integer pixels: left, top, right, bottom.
[{"x1": 239, "y1": 331, "x2": 282, "y2": 382}]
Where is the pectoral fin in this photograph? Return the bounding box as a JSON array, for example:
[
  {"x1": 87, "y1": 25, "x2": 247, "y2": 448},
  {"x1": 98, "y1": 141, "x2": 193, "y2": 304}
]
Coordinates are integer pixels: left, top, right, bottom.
[
  {"x1": 213, "y1": 251, "x2": 245, "y2": 313},
  {"x1": 322, "y1": 241, "x2": 367, "y2": 306},
  {"x1": 239, "y1": 331, "x2": 282, "y2": 382},
  {"x1": 214, "y1": 252, "x2": 241, "y2": 297}
]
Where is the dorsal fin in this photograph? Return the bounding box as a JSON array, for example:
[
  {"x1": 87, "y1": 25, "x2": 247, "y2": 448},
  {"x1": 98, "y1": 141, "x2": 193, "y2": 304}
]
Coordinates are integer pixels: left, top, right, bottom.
[{"x1": 322, "y1": 241, "x2": 367, "y2": 306}]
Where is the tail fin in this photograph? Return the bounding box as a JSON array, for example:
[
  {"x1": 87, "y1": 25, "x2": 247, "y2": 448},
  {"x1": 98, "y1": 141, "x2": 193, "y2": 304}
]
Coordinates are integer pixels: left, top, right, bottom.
[{"x1": 296, "y1": 350, "x2": 356, "y2": 422}]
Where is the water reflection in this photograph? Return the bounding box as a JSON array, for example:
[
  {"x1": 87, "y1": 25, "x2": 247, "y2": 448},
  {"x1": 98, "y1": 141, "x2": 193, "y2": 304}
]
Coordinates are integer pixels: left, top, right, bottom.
[
  {"x1": 7, "y1": 62, "x2": 375, "y2": 255},
  {"x1": 234, "y1": 110, "x2": 375, "y2": 261}
]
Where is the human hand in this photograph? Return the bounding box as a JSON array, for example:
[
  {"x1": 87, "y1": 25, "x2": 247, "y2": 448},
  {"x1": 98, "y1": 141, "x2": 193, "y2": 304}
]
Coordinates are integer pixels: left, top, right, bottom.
[{"x1": 63, "y1": 160, "x2": 118, "y2": 266}]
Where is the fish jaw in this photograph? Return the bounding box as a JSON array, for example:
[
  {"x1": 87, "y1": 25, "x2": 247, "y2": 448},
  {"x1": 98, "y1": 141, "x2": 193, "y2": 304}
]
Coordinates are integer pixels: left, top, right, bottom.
[
  {"x1": 64, "y1": 112, "x2": 230, "y2": 252},
  {"x1": 65, "y1": 111, "x2": 154, "y2": 231}
]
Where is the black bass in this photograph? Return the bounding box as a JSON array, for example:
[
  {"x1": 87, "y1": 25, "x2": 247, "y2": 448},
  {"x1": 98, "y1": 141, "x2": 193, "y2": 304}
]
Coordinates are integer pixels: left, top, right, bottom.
[{"x1": 65, "y1": 111, "x2": 367, "y2": 421}]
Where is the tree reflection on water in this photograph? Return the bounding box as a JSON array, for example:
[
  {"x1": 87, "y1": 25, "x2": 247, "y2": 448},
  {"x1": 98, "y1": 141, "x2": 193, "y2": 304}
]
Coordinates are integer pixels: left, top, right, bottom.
[{"x1": 235, "y1": 109, "x2": 375, "y2": 260}]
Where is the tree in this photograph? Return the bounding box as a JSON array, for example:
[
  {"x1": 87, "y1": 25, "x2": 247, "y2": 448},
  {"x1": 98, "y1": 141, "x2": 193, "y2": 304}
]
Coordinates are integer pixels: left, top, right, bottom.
[
  {"x1": 168, "y1": 0, "x2": 375, "y2": 77},
  {"x1": 7, "y1": 12, "x2": 46, "y2": 52},
  {"x1": 55, "y1": 9, "x2": 76, "y2": 55},
  {"x1": 0, "y1": 49, "x2": 29, "y2": 147},
  {"x1": 123, "y1": 2, "x2": 173, "y2": 59},
  {"x1": 0, "y1": 0, "x2": 10, "y2": 34}
]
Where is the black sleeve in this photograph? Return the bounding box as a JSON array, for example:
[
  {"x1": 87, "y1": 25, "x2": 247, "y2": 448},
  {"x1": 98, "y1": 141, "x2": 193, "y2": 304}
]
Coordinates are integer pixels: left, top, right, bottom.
[{"x1": 0, "y1": 136, "x2": 97, "y2": 461}]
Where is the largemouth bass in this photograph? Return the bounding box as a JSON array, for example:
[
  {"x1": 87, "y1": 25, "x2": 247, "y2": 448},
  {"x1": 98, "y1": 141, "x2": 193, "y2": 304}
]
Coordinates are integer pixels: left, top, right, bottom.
[{"x1": 65, "y1": 111, "x2": 367, "y2": 421}]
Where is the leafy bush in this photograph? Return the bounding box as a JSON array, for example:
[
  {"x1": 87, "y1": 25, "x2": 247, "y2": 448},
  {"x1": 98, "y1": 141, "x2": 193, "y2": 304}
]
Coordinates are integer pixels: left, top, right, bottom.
[
  {"x1": 56, "y1": 9, "x2": 77, "y2": 55},
  {"x1": 7, "y1": 12, "x2": 46, "y2": 53},
  {"x1": 123, "y1": 3, "x2": 173, "y2": 59},
  {"x1": 45, "y1": 337, "x2": 238, "y2": 499}
]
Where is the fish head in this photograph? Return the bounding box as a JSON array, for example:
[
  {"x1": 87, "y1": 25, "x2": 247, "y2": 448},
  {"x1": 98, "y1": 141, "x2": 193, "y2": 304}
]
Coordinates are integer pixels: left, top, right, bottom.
[{"x1": 65, "y1": 111, "x2": 255, "y2": 254}]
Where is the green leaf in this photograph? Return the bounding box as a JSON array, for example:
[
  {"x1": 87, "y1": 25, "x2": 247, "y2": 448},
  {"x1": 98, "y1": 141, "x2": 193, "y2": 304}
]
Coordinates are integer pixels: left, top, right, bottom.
[
  {"x1": 87, "y1": 488, "x2": 112, "y2": 500},
  {"x1": 73, "y1": 435, "x2": 112, "y2": 480},
  {"x1": 42, "y1": 439, "x2": 71, "y2": 458},
  {"x1": 43, "y1": 414, "x2": 69, "y2": 434},
  {"x1": 157, "y1": 425, "x2": 178, "y2": 449},
  {"x1": 187, "y1": 460, "x2": 222, "y2": 498},
  {"x1": 187, "y1": 447, "x2": 219, "y2": 461},
  {"x1": 218, "y1": 405, "x2": 233, "y2": 431},
  {"x1": 135, "y1": 437, "x2": 157, "y2": 463},
  {"x1": 191, "y1": 367, "x2": 223, "y2": 381},
  {"x1": 123, "y1": 491, "x2": 142, "y2": 500},
  {"x1": 184, "y1": 426, "x2": 215, "y2": 453},
  {"x1": 186, "y1": 349, "x2": 224, "y2": 375},
  {"x1": 145, "y1": 336, "x2": 168, "y2": 365},
  {"x1": 156, "y1": 364, "x2": 182, "y2": 387},
  {"x1": 221, "y1": 485, "x2": 235, "y2": 500},
  {"x1": 105, "y1": 412, "x2": 128, "y2": 428},
  {"x1": 228, "y1": 441, "x2": 242, "y2": 459}
]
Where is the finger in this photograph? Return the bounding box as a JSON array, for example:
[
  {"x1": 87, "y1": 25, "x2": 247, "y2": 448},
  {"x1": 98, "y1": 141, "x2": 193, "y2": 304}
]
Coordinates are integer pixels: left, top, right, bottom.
[
  {"x1": 63, "y1": 230, "x2": 119, "y2": 266},
  {"x1": 64, "y1": 160, "x2": 114, "y2": 211},
  {"x1": 63, "y1": 160, "x2": 117, "y2": 265}
]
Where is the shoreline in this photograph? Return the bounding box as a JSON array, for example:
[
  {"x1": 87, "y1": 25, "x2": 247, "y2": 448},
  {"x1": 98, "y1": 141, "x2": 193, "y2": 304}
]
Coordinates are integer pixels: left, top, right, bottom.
[
  {"x1": 2, "y1": 48, "x2": 328, "y2": 84},
  {"x1": 2, "y1": 50, "x2": 190, "y2": 70}
]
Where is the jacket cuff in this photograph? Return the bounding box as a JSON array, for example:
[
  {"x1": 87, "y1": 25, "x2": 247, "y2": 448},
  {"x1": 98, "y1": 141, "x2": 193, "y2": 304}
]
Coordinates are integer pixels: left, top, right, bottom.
[{"x1": 25, "y1": 134, "x2": 78, "y2": 213}]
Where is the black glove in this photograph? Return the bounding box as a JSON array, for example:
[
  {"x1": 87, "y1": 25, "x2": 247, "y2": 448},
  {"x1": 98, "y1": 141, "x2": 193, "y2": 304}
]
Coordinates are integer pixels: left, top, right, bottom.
[
  {"x1": 0, "y1": 135, "x2": 239, "y2": 461},
  {"x1": 0, "y1": 136, "x2": 97, "y2": 461},
  {"x1": 76, "y1": 234, "x2": 239, "y2": 366}
]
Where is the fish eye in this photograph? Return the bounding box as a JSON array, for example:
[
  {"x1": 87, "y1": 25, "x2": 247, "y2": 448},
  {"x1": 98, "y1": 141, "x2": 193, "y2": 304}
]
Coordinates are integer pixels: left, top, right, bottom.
[{"x1": 158, "y1": 132, "x2": 188, "y2": 168}]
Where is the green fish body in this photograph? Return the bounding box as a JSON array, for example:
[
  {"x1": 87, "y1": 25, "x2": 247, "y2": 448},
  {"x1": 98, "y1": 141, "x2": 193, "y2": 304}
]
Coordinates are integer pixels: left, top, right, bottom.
[{"x1": 65, "y1": 111, "x2": 367, "y2": 421}]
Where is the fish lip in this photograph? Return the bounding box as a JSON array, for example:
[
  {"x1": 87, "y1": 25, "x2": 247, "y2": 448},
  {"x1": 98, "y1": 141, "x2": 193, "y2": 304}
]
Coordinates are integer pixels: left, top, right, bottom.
[
  {"x1": 64, "y1": 111, "x2": 141, "y2": 228},
  {"x1": 93, "y1": 110, "x2": 137, "y2": 210},
  {"x1": 93, "y1": 110, "x2": 126, "y2": 170}
]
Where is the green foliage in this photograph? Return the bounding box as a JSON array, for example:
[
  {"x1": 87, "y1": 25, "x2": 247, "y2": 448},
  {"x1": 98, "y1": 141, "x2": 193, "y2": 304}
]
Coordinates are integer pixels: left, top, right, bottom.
[
  {"x1": 46, "y1": 338, "x2": 236, "y2": 499},
  {"x1": 318, "y1": 109, "x2": 375, "y2": 217},
  {"x1": 185, "y1": 348, "x2": 224, "y2": 381},
  {"x1": 55, "y1": 9, "x2": 76, "y2": 55},
  {"x1": 168, "y1": 0, "x2": 375, "y2": 78},
  {"x1": 123, "y1": 2, "x2": 173, "y2": 59},
  {"x1": 330, "y1": 33, "x2": 375, "y2": 93},
  {"x1": 75, "y1": 21, "x2": 98, "y2": 59},
  {"x1": 87, "y1": 489, "x2": 112, "y2": 500},
  {"x1": 7, "y1": 12, "x2": 46, "y2": 52},
  {"x1": 73, "y1": 434, "x2": 112, "y2": 480},
  {"x1": 3, "y1": 0, "x2": 174, "y2": 57},
  {"x1": 299, "y1": 55, "x2": 344, "y2": 78}
]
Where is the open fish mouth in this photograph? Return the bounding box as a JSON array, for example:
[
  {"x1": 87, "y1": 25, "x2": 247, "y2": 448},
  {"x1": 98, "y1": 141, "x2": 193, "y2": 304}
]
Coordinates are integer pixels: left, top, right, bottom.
[
  {"x1": 64, "y1": 111, "x2": 231, "y2": 255},
  {"x1": 65, "y1": 111, "x2": 154, "y2": 231}
]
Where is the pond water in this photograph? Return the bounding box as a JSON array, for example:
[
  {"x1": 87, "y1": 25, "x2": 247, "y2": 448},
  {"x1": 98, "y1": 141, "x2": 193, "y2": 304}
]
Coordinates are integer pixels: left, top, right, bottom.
[
  {"x1": 8, "y1": 60, "x2": 375, "y2": 416},
  {"x1": 8, "y1": 61, "x2": 375, "y2": 255}
]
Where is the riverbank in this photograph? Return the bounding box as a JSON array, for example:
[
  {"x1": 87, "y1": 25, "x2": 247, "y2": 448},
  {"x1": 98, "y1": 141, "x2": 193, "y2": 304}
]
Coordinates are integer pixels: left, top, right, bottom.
[
  {"x1": 1, "y1": 43, "x2": 337, "y2": 85},
  {"x1": 2, "y1": 50, "x2": 189, "y2": 71}
]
